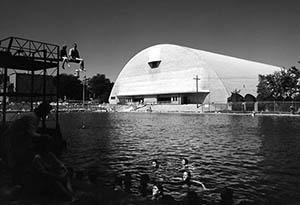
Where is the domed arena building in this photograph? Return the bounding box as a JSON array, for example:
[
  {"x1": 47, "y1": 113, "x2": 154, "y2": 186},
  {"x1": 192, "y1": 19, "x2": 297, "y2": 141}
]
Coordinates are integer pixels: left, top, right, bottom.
[{"x1": 109, "y1": 44, "x2": 279, "y2": 105}]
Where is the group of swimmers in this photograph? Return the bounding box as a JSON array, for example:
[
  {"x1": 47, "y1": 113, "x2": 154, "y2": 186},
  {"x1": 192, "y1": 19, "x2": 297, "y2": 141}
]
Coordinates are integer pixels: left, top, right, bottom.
[
  {"x1": 111, "y1": 158, "x2": 220, "y2": 204},
  {"x1": 108, "y1": 158, "x2": 246, "y2": 205}
]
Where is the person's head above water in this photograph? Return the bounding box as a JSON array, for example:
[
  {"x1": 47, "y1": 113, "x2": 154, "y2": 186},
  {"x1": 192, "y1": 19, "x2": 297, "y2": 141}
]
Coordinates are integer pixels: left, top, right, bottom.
[
  {"x1": 73, "y1": 42, "x2": 77, "y2": 49},
  {"x1": 152, "y1": 159, "x2": 159, "y2": 168},
  {"x1": 152, "y1": 183, "x2": 163, "y2": 198},
  {"x1": 34, "y1": 102, "x2": 53, "y2": 118},
  {"x1": 182, "y1": 170, "x2": 191, "y2": 182},
  {"x1": 62, "y1": 45, "x2": 67, "y2": 50},
  {"x1": 182, "y1": 158, "x2": 189, "y2": 166}
]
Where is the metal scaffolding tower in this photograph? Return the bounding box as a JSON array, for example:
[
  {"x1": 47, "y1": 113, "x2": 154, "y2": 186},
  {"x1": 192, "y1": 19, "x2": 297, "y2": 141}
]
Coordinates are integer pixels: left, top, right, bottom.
[{"x1": 0, "y1": 36, "x2": 60, "y2": 130}]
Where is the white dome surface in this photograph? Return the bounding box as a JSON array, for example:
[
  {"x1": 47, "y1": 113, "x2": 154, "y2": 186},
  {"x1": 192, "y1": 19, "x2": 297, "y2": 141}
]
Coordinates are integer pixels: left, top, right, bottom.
[{"x1": 110, "y1": 44, "x2": 279, "y2": 104}]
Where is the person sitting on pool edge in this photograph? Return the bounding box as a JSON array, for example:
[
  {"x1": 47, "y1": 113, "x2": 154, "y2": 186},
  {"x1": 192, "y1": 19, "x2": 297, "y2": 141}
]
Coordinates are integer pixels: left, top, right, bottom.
[{"x1": 60, "y1": 45, "x2": 70, "y2": 69}]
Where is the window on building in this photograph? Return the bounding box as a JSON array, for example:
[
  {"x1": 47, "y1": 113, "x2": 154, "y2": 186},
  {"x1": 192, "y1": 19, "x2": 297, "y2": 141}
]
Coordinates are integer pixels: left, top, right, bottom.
[
  {"x1": 157, "y1": 96, "x2": 171, "y2": 103},
  {"x1": 148, "y1": 60, "x2": 161, "y2": 69},
  {"x1": 172, "y1": 96, "x2": 178, "y2": 101},
  {"x1": 111, "y1": 96, "x2": 116, "y2": 100}
]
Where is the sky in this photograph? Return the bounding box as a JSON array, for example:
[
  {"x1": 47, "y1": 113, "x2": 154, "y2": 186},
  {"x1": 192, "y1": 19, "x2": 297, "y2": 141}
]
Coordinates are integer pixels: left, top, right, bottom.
[{"x1": 1, "y1": 0, "x2": 300, "y2": 82}]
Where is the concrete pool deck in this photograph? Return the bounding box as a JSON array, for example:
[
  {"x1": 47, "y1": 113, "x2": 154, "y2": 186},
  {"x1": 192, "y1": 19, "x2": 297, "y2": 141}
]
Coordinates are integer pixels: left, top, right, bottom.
[{"x1": 108, "y1": 104, "x2": 300, "y2": 117}]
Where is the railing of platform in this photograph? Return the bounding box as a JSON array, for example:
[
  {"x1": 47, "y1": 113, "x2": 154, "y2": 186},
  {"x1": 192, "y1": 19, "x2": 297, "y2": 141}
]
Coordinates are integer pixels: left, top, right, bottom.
[{"x1": 0, "y1": 37, "x2": 59, "y2": 61}]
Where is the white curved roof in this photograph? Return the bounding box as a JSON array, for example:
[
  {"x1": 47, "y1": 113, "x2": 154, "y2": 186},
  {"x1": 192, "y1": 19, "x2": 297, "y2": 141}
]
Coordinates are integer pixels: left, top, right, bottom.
[{"x1": 110, "y1": 44, "x2": 280, "y2": 103}]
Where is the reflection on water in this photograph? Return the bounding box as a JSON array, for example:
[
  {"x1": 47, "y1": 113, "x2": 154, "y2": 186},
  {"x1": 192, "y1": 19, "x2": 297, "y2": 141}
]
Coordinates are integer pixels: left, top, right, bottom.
[{"x1": 59, "y1": 112, "x2": 300, "y2": 204}]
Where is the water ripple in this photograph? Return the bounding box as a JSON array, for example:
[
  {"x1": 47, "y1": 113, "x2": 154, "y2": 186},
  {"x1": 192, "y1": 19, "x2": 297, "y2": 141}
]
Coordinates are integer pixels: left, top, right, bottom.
[{"x1": 59, "y1": 112, "x2": 300, "y2": 204}]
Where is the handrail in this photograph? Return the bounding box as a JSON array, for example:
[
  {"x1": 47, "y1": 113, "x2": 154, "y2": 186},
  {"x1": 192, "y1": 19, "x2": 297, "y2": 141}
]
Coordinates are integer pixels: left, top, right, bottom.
[
  {"x1": 0, "y1": 36, "x2": 58, "y2": 47},
  {"x1": 0, "y1": 37, "x2": 59, "y2": 60}
]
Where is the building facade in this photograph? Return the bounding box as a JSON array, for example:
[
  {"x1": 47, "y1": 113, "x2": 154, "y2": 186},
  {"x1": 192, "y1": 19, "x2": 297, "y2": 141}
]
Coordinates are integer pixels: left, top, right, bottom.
[
  {"x1": 109, "y1": 44, "x2": 280, "y2": 105},
  {"x1": 9, "y1": 73, "x2": 56, "y2": 102}
]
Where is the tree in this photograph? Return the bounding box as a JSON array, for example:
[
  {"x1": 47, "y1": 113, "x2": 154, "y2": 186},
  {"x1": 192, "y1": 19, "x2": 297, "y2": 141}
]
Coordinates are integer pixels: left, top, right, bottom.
[
  {"x1": 257, "y1": 66, "x2": 300, "y2": 101},
  {"x1": 228, "y1": 89, "x2": 244, "y2": 102},
  {"x1": 54, "y1": 74, "x2": 82, "y2": 100},
  {"x1": 257, "y1": 74, "x2": 276, "y2": 101},
  {"x1": 280, "y1": 66, "x2": 300, "y2": 99},
  {"x1": 227, "y1": 89, "x2": 244, "y2": 111},
  {"x1": 88, "y1": 74, "x2": 114, "y2": 103}
]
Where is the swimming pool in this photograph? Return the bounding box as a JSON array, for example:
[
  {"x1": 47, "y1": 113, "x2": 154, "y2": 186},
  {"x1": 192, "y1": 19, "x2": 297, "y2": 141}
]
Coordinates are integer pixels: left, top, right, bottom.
[{"x1": 59, "y1": 112, "x2": 300, "y2": 204}]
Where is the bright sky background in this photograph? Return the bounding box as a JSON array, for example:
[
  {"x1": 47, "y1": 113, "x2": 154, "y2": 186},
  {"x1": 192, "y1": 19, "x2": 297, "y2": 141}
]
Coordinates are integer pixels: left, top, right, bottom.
[{"x1": 1, "y1": 0, "x2": 300, "y2": 82}]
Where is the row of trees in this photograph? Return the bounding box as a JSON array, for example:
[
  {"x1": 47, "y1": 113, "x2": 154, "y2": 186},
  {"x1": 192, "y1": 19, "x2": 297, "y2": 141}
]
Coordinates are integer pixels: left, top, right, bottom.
[
  {"x1": 57, "y1": 64, "x2": 300, "y2": 103},
  {"x1": 257, "y1": 66, "x2": 300, "y2": 101},
  {"x1": 56, "y1": 73, "x2": 114, "y2": 103}
]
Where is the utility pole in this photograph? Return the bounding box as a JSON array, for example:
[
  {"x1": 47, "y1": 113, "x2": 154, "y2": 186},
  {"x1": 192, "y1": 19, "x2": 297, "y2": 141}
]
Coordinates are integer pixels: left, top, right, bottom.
[
  {"x1": 75, "y1": 68, "x2": 86, "y2": 109},
  {"x1": 193, "y1": 75, "x2": 200, "y2": 108},
  {"x1": 82, "y1": 75, "x2": 86, "y2": 109}
]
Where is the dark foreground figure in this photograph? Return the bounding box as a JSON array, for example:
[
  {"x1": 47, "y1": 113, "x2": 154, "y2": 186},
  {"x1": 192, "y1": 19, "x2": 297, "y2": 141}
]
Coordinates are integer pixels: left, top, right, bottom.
[
  {"x1": 1, "y1": 102, "x2": 53, "y2": 183},
  {"x1": 0, "y1": 102, "x2": 76, "y2": 203}
]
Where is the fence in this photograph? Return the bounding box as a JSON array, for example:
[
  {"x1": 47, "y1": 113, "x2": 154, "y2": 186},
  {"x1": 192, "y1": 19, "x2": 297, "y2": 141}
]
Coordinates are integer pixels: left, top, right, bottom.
[
  {"x1": 204, "y1": 101, "x2": 300, "y2": 114},
  {"x1": 0, "y1": 101, "x2": 109, "y2": 113},
  {"x1": 1, "y1": 101, "x2": 300, "y2": 115}
]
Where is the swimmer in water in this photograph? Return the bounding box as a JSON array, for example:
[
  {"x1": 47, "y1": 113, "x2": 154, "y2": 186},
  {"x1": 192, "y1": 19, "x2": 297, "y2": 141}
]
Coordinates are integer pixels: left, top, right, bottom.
[
  {"x1": 166, "y1": 170, "x2": 209, "y2": 191},
  {"x1": 152, "y1": 159, "x2": 159, "y2": 169},
  {"x1": 150, "y1": 159, "x2": 164, "y2": 183},
  {"x1": 152, "y1": 183, "x2": 164, "y2": 200},
  {"x1": 180, "y1": 158, "x2": 195, "y2": 173},
  {"x1": 181, "y1": 158, "x2": 190, "y2": 170}
]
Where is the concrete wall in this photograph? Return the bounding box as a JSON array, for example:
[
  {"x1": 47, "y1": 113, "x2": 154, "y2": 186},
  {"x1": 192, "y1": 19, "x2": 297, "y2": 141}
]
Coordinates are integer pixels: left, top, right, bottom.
[{"x1": 144, "y1": 95, "x2": 157, "y2": 104}]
